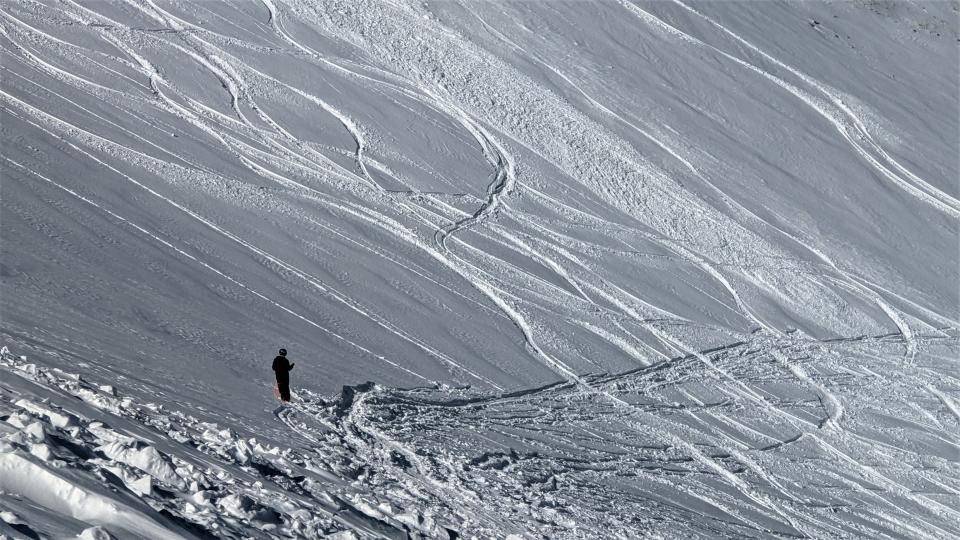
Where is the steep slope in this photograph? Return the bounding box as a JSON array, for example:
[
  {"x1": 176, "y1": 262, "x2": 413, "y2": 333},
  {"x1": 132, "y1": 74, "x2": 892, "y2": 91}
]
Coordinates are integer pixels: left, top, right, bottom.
[{"x1": 1, "y1": 0, "x2": 958, "y2": 538}]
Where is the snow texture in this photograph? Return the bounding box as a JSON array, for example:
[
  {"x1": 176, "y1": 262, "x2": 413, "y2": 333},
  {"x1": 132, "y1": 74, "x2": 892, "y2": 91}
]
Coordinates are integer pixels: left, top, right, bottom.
[{"x1": 1, "y1": 0, "x2": 958, "y2": 538}]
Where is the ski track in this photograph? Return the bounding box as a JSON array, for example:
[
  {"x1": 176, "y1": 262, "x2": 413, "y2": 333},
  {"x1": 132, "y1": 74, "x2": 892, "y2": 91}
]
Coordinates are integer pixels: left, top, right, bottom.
[
  {"x1": 4, "y1": 7, "x2": 504, "y2": 390},
  {"x1": 289, "y1": 330, "x2": 959, "y2": 538},
  {"x1": 460, "y1": 6, "x2": 939, "y2": 344},
  {"x1": 24, "y1": 0, "x2": 924, "y2": 349},
  {"x1": 2, "y1": 156, "x2": 431, "y2": 386},
  {"x1": 327, "y1": 0, "x2": 938, "y2": 342},
  {"x1": 621, "y1": 0, "x2": 960, "y2": 219},
  {"x1": 2, "y1": 0, "x2": 958, "y2": 538}
]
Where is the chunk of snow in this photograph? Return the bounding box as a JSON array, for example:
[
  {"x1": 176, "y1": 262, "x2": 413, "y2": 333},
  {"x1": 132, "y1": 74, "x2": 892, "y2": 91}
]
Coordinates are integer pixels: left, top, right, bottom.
[
  {"x1": 28, "y1": 442, "x2": 53, "y2": 461},
  {"x1": 327, "y1": 531, "x2": 360, "y2": 540},
  {"x1": 0, "y1": 452, "x2": 180, "y2": 539},
  {"x1": 15, "y1": 400, "x2": 78, "y2": 428},
  {"x1": 24, "y1": 421, "x2": 46, "y2": 441},
  {"x1": 217, "y1": 493, "x2": 254, "y2": 518},
  {"x1": 190, "y1": 489, "x2": 213, "y2": 505},
  {"x1": 96, "y1": 441, "x2": 185, "y2": 490},
  {"x1": 0, "y1": 511, "x2": 23, "y2": 524},
  {"x1": 5, "y1": 414, "x2": 28, "y2": 429},
  {"x1": 129, "y1": 475, "x2": 152, "y2": 497},
  {"x1": 77, "y1": 525, "x2": 117, "y2": 540}
]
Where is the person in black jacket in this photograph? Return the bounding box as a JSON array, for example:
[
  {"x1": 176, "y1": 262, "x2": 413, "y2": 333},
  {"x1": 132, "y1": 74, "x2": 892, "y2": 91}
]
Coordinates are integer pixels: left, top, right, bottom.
[{"x1": 272, "y1": 348, "x2": 295, "y2": 402}]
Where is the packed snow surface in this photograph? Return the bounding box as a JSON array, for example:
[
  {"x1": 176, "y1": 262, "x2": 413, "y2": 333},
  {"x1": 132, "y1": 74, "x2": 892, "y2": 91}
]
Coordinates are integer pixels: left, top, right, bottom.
[{"x1": 1, "y1": 0, "x2": 958, "y2": 538}]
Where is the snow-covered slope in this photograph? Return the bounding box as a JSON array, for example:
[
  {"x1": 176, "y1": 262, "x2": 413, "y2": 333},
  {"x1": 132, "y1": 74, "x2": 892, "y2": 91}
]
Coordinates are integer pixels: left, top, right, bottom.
[{"x1": 1, "y1": 0, "x2": 958, "y2": 538}]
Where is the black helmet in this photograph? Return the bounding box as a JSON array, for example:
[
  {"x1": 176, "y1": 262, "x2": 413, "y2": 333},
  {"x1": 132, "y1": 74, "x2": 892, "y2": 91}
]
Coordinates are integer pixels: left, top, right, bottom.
[{"x1": 279, "y1": 348, "x2": 287, "y2": 356}]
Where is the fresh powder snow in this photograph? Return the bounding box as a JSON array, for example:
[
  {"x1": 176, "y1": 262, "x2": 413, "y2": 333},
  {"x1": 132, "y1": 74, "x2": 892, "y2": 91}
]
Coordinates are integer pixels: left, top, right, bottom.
[{"x1": 1, "y1": 1, "x2": 958, "y2": 538}]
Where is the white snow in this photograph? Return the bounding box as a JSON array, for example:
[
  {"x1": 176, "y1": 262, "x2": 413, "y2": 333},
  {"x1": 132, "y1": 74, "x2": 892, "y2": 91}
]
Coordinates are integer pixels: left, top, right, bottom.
[
  {"x1": 1, "y1": 0, "x2": 958, "y2": 538},
  {"x1": 0, "y1": 452, "x2": 181, "y2": 539}
]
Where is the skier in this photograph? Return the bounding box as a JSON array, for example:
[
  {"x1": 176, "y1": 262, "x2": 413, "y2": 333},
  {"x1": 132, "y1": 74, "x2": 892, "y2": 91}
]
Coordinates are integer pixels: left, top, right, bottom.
[{"x1": 272, "y1": 348, "x2": 295, "y2": 402}]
